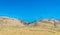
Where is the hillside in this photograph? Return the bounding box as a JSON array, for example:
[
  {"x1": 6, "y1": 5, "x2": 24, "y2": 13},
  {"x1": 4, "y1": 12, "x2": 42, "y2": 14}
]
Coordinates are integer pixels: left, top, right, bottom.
[
  {"x1": 0, "y1": 16, "x2": 60, "y2": 35},
  {"x1": 0, "y1": 16, "x2": 29, "y2": 27},
  {"x1": 0, "y1": 16, "x2": 60, "y2": 28},
  {"x1": 29, "y1": 18, "x2": 60, "y2": 28}
]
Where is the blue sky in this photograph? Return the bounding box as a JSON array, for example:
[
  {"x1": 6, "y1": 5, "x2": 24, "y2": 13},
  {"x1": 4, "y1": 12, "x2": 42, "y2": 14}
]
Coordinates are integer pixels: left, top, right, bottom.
[{"x1": 0, "y1": 0, "x2": 60, "y2": 22}]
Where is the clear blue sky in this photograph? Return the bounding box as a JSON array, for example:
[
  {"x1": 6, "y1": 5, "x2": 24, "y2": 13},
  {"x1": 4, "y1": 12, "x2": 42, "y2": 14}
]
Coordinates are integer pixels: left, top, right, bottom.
[{"x1": 0, "y1": 0, "x2": 60, "y2": 22}]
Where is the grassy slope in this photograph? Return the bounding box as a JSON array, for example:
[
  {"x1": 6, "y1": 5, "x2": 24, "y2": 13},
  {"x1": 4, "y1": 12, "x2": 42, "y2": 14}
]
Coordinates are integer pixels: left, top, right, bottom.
[{"x1": 0, "y1": 25, "x2": 60, "y2": 35}]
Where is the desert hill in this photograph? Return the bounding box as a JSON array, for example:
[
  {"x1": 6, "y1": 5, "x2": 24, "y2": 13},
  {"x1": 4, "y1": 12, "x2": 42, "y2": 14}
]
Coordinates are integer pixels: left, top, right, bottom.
[
  {"x1": 0, "y1": 16, "x2": 29, "y2": 27},
  {"x1": 0, "y1": 16, "x2": 60, "y2": 28},
  {"x1": 29, "y1": 18, "x2": 60, "y2": 28},
  {"x1": 0, "y1": 16, "x2": 60, "y2": 35}
]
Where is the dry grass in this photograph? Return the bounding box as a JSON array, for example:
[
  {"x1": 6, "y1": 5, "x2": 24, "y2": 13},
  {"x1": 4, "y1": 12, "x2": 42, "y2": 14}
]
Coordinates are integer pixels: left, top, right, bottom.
[{"x1": 0, "y1": 26, "x2": 59, "y2": 35}]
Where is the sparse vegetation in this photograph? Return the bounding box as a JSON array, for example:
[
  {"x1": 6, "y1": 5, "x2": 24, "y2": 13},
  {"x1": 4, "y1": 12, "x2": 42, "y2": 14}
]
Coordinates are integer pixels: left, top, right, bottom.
[{"x1": 0, "y1": 16, "x2": 60, "y2": 35}]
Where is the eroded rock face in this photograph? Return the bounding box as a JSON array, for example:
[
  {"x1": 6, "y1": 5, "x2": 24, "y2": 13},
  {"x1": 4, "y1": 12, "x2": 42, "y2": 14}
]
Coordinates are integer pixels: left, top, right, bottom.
[{"x1": 0, "y1": 16, "x2": 25, "y2": 26}]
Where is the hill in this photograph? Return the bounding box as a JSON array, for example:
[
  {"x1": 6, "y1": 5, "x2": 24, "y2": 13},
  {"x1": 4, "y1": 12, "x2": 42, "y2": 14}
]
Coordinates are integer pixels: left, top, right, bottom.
[
  {"x1": 0, "y1": 16, "x2": 29, "y2": 27},
  {"x1": 0, "y1": 16, "x2": 60, "y2": 35}
]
